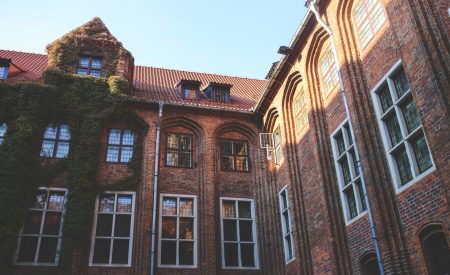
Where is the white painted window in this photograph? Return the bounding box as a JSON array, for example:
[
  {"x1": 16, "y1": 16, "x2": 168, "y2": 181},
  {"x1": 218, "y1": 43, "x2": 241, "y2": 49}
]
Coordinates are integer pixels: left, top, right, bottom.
[
  {"x1": 220, "y1": 197, "x2": 259, "y2": 269},
  {"x1": 273, "y1": 126, "x2": 283, "y2": 164},
  {"x1": 15, "y1": 187, "x2": 68, "y2": 266},
  {"x1": 371, "y1": 62, "x2": 434, "y2": 193},
  {"x1": 279, "y1": 187, "x2": 295, "y2": 263},
  {"x1": 40, "y1": 124, "x2": 71, "y2": 158},
  {"x1": 331, "y1": 121, "x2": 367, "y2": 223},
  {"x1": 293, "y1": 87, "x2": 309, "y2": 135},
  {"x1": 106, "y1": 129, "x2": 135, "y2": 163},
  {"x1": 89, "y1": 192, "x2": 135, "y2": 266},
  {"x1": 158, "y1": 194, "x2": 197, "y2": 267},
  {"x1": 0, "y1": 122, "x2": 7, "y2": 144},
  {"x1": 353, "y1": 0, "x2": 386, "y2": 48}
]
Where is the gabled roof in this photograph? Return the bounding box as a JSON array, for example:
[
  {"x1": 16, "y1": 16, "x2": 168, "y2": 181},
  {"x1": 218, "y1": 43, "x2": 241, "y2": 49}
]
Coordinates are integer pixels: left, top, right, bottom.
[{"x1": 0, "y1": 50, "x2": 267, "y2": 112}]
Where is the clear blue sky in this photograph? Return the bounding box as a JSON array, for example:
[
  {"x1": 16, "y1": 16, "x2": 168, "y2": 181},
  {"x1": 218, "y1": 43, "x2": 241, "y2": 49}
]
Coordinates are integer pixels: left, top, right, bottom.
[{"x1": 2, "y1": 0, "x2": 307, "y2": 79}]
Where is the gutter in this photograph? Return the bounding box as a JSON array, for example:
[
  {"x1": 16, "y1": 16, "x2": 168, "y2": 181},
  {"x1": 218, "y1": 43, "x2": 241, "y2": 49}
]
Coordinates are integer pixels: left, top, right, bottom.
[
  {"x1": 307, "y1": 1, "x2": 385, "y2": 274},
  {"x1": 150, "y1": 101, "x2": 164, "y2": 275}
]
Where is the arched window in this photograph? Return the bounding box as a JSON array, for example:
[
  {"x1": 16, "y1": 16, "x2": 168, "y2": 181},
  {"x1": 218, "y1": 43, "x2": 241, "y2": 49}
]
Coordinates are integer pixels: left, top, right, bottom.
[
  {"x1": 360, "y1": 252, "x2": 381, "y2": 275},
  {"x1": 293, "y1": 87, "x2": 309, "y2": 135},
  {"x1": 319, "y1": 46, "x2": 339, "y2": 96},
  {"x1": 353, "y1": 0, "x2": 386, "y2": 48},
  {"x1": 419, "y1": 224, "x2": 450, "y2": 275}
]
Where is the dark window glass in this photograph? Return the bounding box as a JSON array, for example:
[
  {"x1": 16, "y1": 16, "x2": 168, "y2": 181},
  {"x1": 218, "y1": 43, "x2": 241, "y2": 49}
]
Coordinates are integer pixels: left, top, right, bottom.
[
  {"x1": 179, "y1": 242, "x2": 194, "y2": 265},
  {"x1": 412, "y1": 134, "x2": 432, "y2": 173},
  {"x1": 394, "y1": 147, "x2": 413, "y2": 185},
  {"x1": 17, "y1": 237, "x2": 38, "y2": 262},
  {"x1": 92, "y1": 239, "x2": 111, "y2": 264},
  {"x1": 241, "y1": 243, "x2": 255, "y2": 267},
  {"x1": 393, "y1": 69, "x2": 409, "y2": 98},
  {"x1": 345, "y1": 186, "x2": 358, "y2": 218},
  {"x1": 336, "y1": 131, "x2": 346, "y2": 155},
  {"x1": 96, "y1": 214, "x2": 113, "y2": 236},
  {"x1": 212, "y1": 88, "x2": 229, "y2": 102},
  {"x1": 223, "y1": 220, "x2": 237, "y2": 241},
  {"x1": 166, "y1": 133, "x2": 193, "y2": 168},
  {"x1": 42, "y1": 212, "x2": 62, "y2": 235},
  {"x1": 378, "y1": 86, "x2": 392, "y2": 113},
  {"x1": 114, "y1": 215, "x2": 131, "y2": 237},
  {"x1": 111, "y1": 239, "x2": 129, "y2": 264},
  {"x1": 23, "y1": 211, "x2": 42, "y2": 234},
  {"x1": 224, "y1": 243, "x2": 239, "y2": 266},
  {"x1": 356, "y1": 180, "x2": 367, "y2": 211},
  {"x1": 220, "y1": 140, "x2": 249, "y2": 172},
  {"x1": 40, "y1": 124, "x2": 71, "y2": 158},
  {"x1": 161, "y1": 241, "x2": 177, "y2": 265},
  {"x1": 106, "y1": 129, "x2": 135, "y2": 163},
  {"x1": 420, "y1": 226, "x2": 450, "y2": 275},
  {"x1": 340, "y1": 157, "x2": 352, "y2": 184},
  {"x1": 239, "y1": 221, "x2": 253, "y2": 242},
  {"x1": 384, "y1": 114, "x2": 403, "y2": 147},
  {"x1": 360, "y1": 253, "x2": 381, "y2": 275},
  {"x1": 77, "y1": 56, "x2": 103, "y2": 77},
  {"x1": 401, "y1": 99, "x2": 420, "y2": 133},
  {"x1": 37, "y1": 237, "x2": 58, "y2": 263},
  {"x1": 162, "y1": 217, "x2": 177, "y2": 239}
]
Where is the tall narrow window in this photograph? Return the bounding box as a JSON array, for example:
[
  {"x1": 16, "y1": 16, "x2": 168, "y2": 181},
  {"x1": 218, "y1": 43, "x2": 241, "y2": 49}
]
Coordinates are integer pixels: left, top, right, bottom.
[
  {"x1": 166, "y1": 133, "x2": 193, "y2": 168},
  {"x1": 320, "y1": 47, "x2": 339, "y2": 96},
  {"x1": 77, "y1": 56, "x2": 102, "y2": 77},
  {"x1": 220, "y1": 198, "x2": 258, "y2": 269},
  {"x1": 40, "y1": 124, "x2": 71, "y2": 158},
  {"x1": 220, "y1": 139, "x2": 249, "y2": 172},
  {"x1": 106, "y1": 129, "x2": 135, "y2": 163},
  {"x1": 0, "y1": 122, "x2": 7, "y2": 144},
  {"x1": 372, "y1": 65, "x2": 434, "y2": 192},
  {"x1": 273, "y1": 126, "x2": 283, "y2": 164},
  {"x1": 419, "y1": 224, "x2": 450, "y2": 275},
  {"x1": 279, "y1": 187, "x2": 295, "y2": 263},
  {"x1": 293, "y1": 88, "x2": 309, "y2": 135},
  {"x1": 353, "y1": 0, "x2": 386, "y2": 48},
  {"x1": 159, "y1": 195, "x2": 197, "y2": 267},
  {"x1": 15, "y1": 188, "x2": 68, "y2": 265},
  {"x1": 90, "y1": 192, "x2": 135, "y2": 266},
  {"x1": 331, "y1": 122, "x2": 366, "y2": 222}
]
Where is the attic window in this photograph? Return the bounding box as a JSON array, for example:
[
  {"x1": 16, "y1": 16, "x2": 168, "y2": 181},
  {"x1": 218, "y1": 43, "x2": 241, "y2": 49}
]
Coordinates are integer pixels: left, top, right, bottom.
[
  {"x1": 77, "y1": 56, "x2": 102, "y2": 77},
  {"x1": 176, "y1": 80, "x2": 201, "y2": 100},
  {"x1": 0, "y1": 59, "x2": 10, "y2": 80},
  {"x1": 204, "y1": 83, "x2": 232, "y2": 103}
]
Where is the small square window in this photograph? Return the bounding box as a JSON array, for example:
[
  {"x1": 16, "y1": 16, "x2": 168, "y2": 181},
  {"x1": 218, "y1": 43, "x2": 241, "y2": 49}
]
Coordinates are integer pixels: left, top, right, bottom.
[{"x1": 77, "y1": 56, "x2": 103, "y2": 77}]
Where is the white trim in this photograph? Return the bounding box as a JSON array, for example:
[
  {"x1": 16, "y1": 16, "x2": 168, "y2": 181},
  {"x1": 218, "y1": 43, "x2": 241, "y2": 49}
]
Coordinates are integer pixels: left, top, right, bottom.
[
  {"x1": 89, "y1": 191, "x2": 136, "y2": 267},
  {"x1": 157, "y1": 193, "x2": 197, "y2": 268},
  {"x1": 278, "y1": 186, "x2": 296, "y2": 264},
  {"x1": 220, "y1": 197, "x2": 259, "y2": 270},
  {"x1": 14, "y1": 187, "x2": 69, "y2": 266},
  {"x1": 370, "y1": 62, "x2": 435, "y2": 194}
]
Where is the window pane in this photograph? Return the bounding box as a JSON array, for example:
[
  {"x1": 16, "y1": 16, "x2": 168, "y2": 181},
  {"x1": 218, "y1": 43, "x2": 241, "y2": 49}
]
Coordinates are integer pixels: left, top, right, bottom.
[
  {"x1": 280, "y1": 190, "x2": 288, "y2": 211},
  {"x1": 111, "y1": 239, "x2": 129, "y2": 264},
  {"x1": 99, "y1": 194, "x2": 115, "y2": 212},
  {"x1": 378, "y1": 86, "x2": 393, "y2": 113},
  {"x1": 283, "y1": 212, "x2": 291, "y2": 232},
  {"x1": 241, "y1": 243, "x2": 255, "y2": 267},
  {"x1": 412, "y1": 134, "x2": 432, "y2": 173},
  {"x1": 349, "y1": 149, "x2": 359, "y2": 176},
  {"x1": 161, "y1": 241, "x2": 176, "y2": 265},
  {"x1": 179, "y1": 152, "x2": 192, "y2": 168},
  {"x1": 55, "y1": 142, "x2": 70, "y2": 158},
  {"x1": 239, "y1": 221, "x2": 253, "y2": 241},
  {"x1": 235, "y1": 157, "x2": 249, "y2": 172},
  {"x1": 162, "y1": 197, "x2": 177, "y2": 215},
  {"x1": 223, "y1": 220, "x2": 237, "y2": 241},
  {"x1": 92, "y1": 239, "x2": 111, "y2": 264},
  {"x1": 89, "y1": 70, "x2": 101, "y2": 77},
  {"x1": 120, "y1": 147, "x2": 133, "y2": 163},
  {"x1": 122, "y1": 130, "x2": 134, "y2": 145},
  {"x1": 166, "y1": 151, "x2": 178, "y2": 166},
  {"x1": 34, "y1": 190, "x2": 47, "y2": 209},
  {"x1": 48, "y1": 191, "x2": 65, "y2": 211},
  {"x1": 44, "y1": 126, "x2": 58, "y2": 139},
  {"x1": 340, "y1": 157, "x2": 352, "y2": 184},
  {"x1": 0, "y1": 123, "x2": 7, "y2": 139},
  {"x1": 114, "y1": 215, "x2": 131, "y2": 237},
  {"x1": 355, "y1": 180, "x2": 367, "y2": 211},
  {"x1": 224, "y1": 243, "x2": 239, "y2": 266},
  {"x1": 17, "y1": 236, "x2": 38, "y2": 262},
  {"x1": 385, "y1": 114, "x2": 403, "y2": 147},
  {"x1": 106, "y1": 146, "x2": 119, "y2": 162},
  {"x1": 393, "y1": 69, "x2": 409, "y2": 98},
  {"x1": 285, "y1": 235, "x2": 293, "y2": 261},
  {"x1": 42, "y1": 212, "x2": 62, "y2": 235},
  {"x1": 401, "y1": 99, "x2": 420, "y2": 133},
  {"x1": 222, "y1": 201, "x2": 236, "y2": 218},
  {"x1": 76, "y1": 68, "x2": 88, "y2": 75},
  {"x1": 179, "y1": 241, "x2": 194, "y2": 265},
  {"x1": 234, "y1": 142, "x2": 248, "y2": 156},
  {"x1": 179, "y1": 198, "x2": 193, "y2": 216},
  {"x1": 345, "y1": 186, "x2": 358, "y2": 218},
  {"x1": 220, "y1": 141, "x2": 233, "y2": 155},
  {"x1": 179, "y1": 218, "x2": 194, "y2": 240},
  {"x1": 108, "y1": 129, "x2": 121, "y2": 145},
  {"x1": 221, "y1": 156, "x2": 234, "y2": 171},
  {"x1": 23, "y1": 211, "x2": 42, "y2": 234},
  {"x1": 167, "y1": 133, "x2": 178, "y2": 149},
  {"x1": 96, "y1": 214, "x2": 113, "y2": 236},
  {"x1": 40, "y1": 141, "x2": 55, "y2": 157},
  {"x1": 91, "y1": 58, "x2": 102, "y2": 69},
  {"x1": 336, "y1": 131, "x2": 346, "y2": 155},
  {"x1": 394, "y1": 147, "x2": 413, "y2": 185},
  {"x1": 180, "y1": 135, "x2": 192, "y2": 150},
  {"x1": 238, "y1": 201, "x2": 252, "y2": 219},
  {"x1": 59, "y1": 125, "x2": 71, "y2": 140},
  {"x1": 162, "y1": 217, "x2": 177, "y2": 239},
  {"x1": 117, "y1": 195, "x2": 132, "y2": 213},
  {"x1": 37, "y1": 237, "x2": 58, "y2": 263},
  {"x1": 79, "y1": 57, "x2": 90, "y2": 67}
]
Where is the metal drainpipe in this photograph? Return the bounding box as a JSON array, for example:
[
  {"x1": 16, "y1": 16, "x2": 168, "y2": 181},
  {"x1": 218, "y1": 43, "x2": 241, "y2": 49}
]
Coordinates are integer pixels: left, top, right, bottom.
[
  {"x1": 308, "y1": 1, "x2": 385, "y2": 274},
  {"x1": 150, "y1": 101, "x2": 164, "y2": 275}
]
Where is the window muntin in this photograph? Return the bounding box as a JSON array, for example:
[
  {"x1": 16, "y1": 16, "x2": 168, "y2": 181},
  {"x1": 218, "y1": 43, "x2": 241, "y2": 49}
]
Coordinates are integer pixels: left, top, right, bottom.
[
  {"x1": 353, "y1": 0, "x2": 386, "y2": 48},
  {"x1": 220, "y1": 139, "x2": 249, "y2": 172},
  {"x1": 76, "y1": 56, "x2": 102, "y2": 77},
  {"x1": 279, "y1": 187, "x2": 295, "y2": 263},
  {"x1": 106, "y1": 129, "x2": 135, "y2": 163},
  {"x1": 331, "y1": 122, "x2": 366, "y2": 222},
  {"x1": 372, "y1": 66, "x2": 434, "y2": 191},
  {"x1": 40, "y1": 124, "x2": 71, "y2": 159},
  {"x1": 293, "y1": 88, "x2": 309, "y2": 135},
  {"x1": 273, "y1": 126, "x2": 283, "y2": 164},
  {"x1": 15, "y1": 188, "x2": 68, "y2": 265},
  {"x1": 320, "y1": 47, "x2": 339, "y2": 96},
  {"x1": 166, "y1": 133, "x2": 193, "y2": 168},
  {"x1": 158, "y1": 194, "x2": 197, "y2": 267},
  {"x1": 0, "y1": 122, "x2": 7, "y2": 144},
  {"x1": 90, "y1": 192, "x2": 135, "y2": 266},
  {"x1": 220, "y1": 198, "x2": 258, "y2": 269},
  {"x1": 212, "y1": 88, "x2": 230, "y2": 102}
]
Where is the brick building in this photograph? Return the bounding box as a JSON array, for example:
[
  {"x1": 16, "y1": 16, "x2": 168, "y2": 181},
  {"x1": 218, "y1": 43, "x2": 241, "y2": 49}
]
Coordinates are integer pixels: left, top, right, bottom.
[{"x1": 0, "y1": 0, "x2": 448, "y2": 274}]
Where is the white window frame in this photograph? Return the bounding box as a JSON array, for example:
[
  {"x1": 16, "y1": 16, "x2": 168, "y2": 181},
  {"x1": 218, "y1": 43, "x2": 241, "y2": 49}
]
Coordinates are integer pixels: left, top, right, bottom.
[
  {"x1": 89, "y1": 191, "x2": 136, "y2": 267},
  {"x1": 331, "y1": 120, "x2": 367, "y2": 224},
  {"x1": 371, "y1": 60, "x2": 435, "y2": 194},
  {"x1": 220, "y1": 197, "x2": 259, "y2": 270},
  {"x1": 278, "y1": 186, "x2": 295, "y2": 264},
  {"x1": 158, "y1": 193, "x2": 198, "y2": 268},
  {"x1": 14, "y1": 187, "x2": 69, "y2": 266}
]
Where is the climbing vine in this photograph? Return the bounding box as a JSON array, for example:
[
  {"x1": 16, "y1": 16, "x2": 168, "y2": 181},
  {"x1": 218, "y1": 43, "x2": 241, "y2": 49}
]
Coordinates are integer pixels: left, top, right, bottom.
[{"x1": 0, "y1": 68, "x2": 147, "y2": 274}]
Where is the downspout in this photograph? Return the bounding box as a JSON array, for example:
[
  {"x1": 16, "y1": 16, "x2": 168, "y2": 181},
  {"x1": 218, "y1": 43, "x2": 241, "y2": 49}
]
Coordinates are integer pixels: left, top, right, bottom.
[
  {"x1": 150, "y1": 101, "x2": 164, "y2": 275},
  {"x1": 307, "y1": 1, "x2": 385, "y2": 274}
]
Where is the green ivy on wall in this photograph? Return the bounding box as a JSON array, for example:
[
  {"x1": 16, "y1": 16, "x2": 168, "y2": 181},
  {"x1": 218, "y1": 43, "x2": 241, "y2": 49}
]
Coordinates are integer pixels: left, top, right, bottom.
[{"x1": 0, "y1": 68, "x2": 147, "y2": 274}]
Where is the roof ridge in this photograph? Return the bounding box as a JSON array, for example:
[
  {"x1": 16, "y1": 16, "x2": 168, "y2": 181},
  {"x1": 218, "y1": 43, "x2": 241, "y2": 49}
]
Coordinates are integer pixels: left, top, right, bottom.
[
  {"x1": 135, "y1": 64, "x2": 265, "y2": 82},
  {"x1": 0, "y1": 49, "x2": 47, "y2": 57}
]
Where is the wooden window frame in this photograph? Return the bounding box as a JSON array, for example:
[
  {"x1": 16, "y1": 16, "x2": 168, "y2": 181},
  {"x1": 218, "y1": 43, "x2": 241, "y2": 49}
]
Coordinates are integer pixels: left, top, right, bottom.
[
  {"x1": 220, "y1": 139, "x2": 250, "y2": 172},
  {"x1": 40, "y1": 124, "x2": 71, "y2": 159},
  {"x1": 105, "y1": 128, "x2": 135, "y2": 164},
  {"x1": 165, "y1": 132, "x2": 194, "y2": 168},
  {"x1": 76, "y1": 55, "x2": 103, "y2": 77},
  {"x1": 278, "y1": 186, "x2": 295, "y2": 264}
]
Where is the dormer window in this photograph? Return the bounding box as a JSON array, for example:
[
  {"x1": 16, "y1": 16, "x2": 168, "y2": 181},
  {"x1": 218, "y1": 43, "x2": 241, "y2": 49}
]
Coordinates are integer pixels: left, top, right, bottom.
[
  {"x1": 203, "y1": 83, "x2": 232, "y2": 103},
  {"x1": 0, "y1": 58, "x2": 10, "y2": 80},
  {"x1": 77, "y1": 56, "x2": 102, "y2": 77},
  {"x1": 176, "y1": 80, "x2": 201, "y2": 100}
]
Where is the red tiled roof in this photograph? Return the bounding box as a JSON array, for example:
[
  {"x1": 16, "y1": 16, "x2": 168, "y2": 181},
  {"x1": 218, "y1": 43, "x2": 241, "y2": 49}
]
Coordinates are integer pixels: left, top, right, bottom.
[{"x1": 0, "y1": 50, "x2": 267, "y2": 112}]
